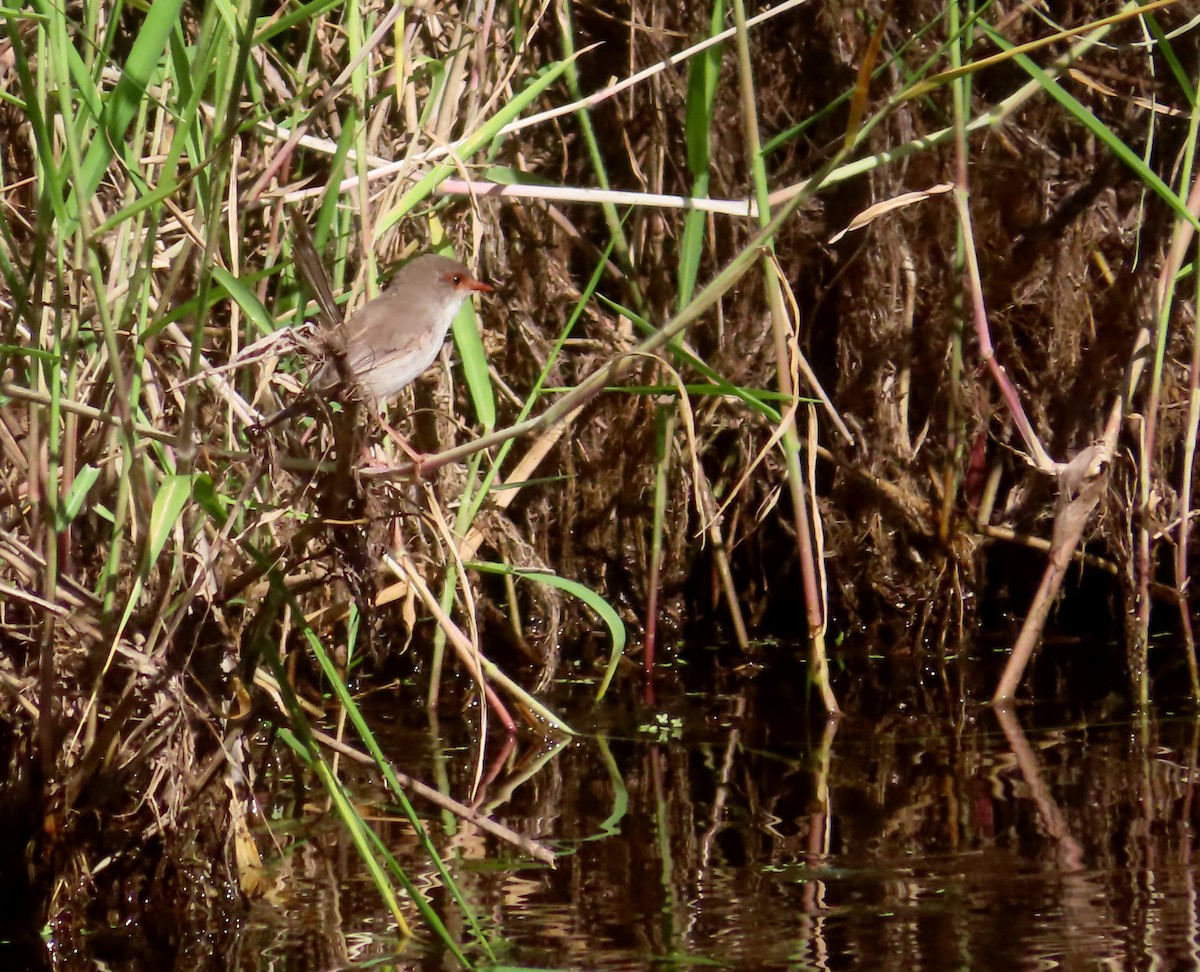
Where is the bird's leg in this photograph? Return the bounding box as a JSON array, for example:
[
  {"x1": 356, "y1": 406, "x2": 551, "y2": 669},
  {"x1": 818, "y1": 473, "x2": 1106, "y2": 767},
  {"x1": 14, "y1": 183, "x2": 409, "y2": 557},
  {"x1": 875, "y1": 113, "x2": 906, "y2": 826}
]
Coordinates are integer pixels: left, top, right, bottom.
[
  {"x1": 377, "y1": 415, "x2": 426, "y2": 467},
  {"x1": 358, "y1": 412, "x2": 429, "y2": 478}
]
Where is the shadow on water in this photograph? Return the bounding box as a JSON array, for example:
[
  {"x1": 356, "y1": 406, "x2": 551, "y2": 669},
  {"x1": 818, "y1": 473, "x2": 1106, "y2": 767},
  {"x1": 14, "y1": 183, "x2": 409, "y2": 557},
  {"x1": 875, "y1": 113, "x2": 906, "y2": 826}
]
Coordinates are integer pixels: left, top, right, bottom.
[{"x1": 105, "y1": 653, "x2": 1195, "y2": 972}]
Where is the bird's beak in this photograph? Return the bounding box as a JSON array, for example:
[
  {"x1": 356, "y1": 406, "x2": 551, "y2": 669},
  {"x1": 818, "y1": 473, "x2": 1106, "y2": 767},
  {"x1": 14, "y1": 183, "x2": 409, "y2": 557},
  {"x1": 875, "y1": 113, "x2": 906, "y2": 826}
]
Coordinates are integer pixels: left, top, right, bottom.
[{"x1": 465, "y1": 277, "x2": 492, "y2": 294}]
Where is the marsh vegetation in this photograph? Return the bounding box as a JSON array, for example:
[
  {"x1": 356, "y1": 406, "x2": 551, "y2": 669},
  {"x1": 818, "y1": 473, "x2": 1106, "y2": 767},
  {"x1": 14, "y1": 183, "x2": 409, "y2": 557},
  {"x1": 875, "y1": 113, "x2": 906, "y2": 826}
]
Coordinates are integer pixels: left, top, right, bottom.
[{"x1": 0, "y1": 0, "x2": 1197, "y2": 965}]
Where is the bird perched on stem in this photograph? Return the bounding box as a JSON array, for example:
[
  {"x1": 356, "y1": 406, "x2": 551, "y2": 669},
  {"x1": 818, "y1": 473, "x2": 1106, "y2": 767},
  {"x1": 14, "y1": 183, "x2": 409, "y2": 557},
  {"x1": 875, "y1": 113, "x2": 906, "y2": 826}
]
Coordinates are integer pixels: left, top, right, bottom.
[{"x1": 253, "y1": 252, "x2": 491, "y2": 463}]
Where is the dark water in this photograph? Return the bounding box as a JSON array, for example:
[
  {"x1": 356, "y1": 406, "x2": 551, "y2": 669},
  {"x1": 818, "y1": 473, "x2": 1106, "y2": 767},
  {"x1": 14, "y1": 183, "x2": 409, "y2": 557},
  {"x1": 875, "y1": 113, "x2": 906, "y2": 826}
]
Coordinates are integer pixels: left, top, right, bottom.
[{"x1": 219, "y1": 675, "x2": 1200, "y2": 971}]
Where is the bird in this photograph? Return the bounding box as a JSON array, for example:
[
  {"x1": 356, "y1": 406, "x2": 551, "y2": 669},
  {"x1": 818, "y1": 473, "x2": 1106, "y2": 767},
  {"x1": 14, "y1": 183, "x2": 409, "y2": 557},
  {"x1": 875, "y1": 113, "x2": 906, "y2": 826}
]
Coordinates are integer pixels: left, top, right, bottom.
[
  {"x1": 315, "y1": 253, "x2": 492, "y2": 406},
  {"x1": 253, "y1": 252, "x2": 491, "y2": 447}
]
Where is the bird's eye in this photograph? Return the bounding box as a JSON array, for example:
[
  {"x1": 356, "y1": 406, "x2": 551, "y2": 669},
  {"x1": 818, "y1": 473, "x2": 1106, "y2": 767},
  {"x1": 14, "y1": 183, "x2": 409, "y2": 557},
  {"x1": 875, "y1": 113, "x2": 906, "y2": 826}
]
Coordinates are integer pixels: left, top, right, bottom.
[{"x1": 451, "y1": 273, "x2": 463, "y2": 286}]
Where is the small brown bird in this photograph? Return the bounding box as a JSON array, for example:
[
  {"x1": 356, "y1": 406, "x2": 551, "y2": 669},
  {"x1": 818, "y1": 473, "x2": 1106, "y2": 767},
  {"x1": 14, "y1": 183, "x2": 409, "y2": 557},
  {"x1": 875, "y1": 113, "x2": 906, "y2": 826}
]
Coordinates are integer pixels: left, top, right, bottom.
[
  {"x1": 318, "y1": 253, "x2": 492, "y2": 405},
  {"x1": 255, "y1": 253, "x2": 491, "y2": 439}
]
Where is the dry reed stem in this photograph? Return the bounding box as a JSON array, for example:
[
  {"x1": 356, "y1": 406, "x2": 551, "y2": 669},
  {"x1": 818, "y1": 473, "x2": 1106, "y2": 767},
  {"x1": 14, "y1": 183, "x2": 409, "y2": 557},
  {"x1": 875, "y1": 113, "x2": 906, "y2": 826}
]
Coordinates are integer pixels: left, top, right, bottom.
[{"x1": 383, "y1": 548, "x2": 575, "y2": 736}]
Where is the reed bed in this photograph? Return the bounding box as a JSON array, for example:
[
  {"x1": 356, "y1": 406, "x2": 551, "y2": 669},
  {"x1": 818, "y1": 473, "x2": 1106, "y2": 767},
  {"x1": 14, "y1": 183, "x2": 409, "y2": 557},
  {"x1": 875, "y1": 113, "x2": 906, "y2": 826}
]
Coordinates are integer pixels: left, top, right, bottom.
[{"x1": 0, "y1": 0, "x2": 1197, "y2": 961}]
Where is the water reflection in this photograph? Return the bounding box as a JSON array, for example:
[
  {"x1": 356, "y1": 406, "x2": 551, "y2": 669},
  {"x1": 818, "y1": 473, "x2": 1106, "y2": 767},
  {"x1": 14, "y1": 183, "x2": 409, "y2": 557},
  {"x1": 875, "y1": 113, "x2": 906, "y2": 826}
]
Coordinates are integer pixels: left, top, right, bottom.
[{"x1": 233, "y1": 692, "x2": 1200, "y2": 971}]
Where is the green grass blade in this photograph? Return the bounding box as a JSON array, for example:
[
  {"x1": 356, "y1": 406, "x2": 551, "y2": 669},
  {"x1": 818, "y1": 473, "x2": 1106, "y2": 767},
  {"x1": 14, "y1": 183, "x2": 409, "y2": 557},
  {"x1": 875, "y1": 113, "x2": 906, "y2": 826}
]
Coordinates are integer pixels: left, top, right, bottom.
[
  {"x1": 70, "y1": 0, "x2": 185, "y2": 219},
  {"x1": 678, "y1": 0, "x2": 726, "y2": 308},
  {"x1": 980, "y1": 19, "x2": 1199, "y2": 235},
  {"x1": 379, "y1": 56, "x2": 577, "y2": 232},
  {"x1": 146, "y1": 474, "x2": 191, "y2": 570},
  {"x1": 453, "y1": 296, "x2": 495, "y2": 432},
  {"x1": 469, "y1": 562, "x2": 627, "y2": 701},
  {"x1": 211, "y1": 267, "x2": 278, "y2": 336},
  {"x1": 56, "y1": 464, "x2": 101, "y2": 531}
]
